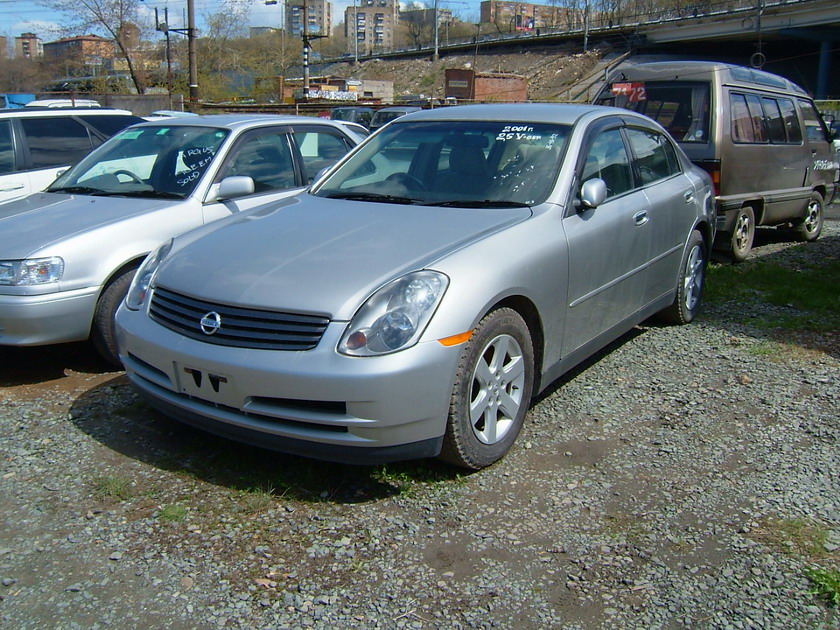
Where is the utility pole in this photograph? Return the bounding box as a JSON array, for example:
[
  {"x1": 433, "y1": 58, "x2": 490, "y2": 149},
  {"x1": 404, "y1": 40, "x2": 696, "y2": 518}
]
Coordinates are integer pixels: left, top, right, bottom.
[
  {"x1": 187, "y1": 0, "x2": 198, "y2": 107},
  {"x1": 156, "y1": 5, "x2": 197, "y2": 110},
  {"x1": 302, "y1": 0, "x2": 311, "y2": 96},
  {"x1": 433, "y1": 0, "x2": 439, "y2": 61}
]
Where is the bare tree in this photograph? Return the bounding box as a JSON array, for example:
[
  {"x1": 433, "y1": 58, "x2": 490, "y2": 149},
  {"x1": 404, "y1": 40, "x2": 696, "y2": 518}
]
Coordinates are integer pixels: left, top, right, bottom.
[{"x1": 38, "y1": 0, "x2": 152, "y2": 94}]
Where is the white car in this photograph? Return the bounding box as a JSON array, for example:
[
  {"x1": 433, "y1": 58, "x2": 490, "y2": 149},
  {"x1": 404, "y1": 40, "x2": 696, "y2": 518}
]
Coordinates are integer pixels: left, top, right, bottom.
[
  {"x1": 0, "y1": 106, "x2": 144, "y2": 203},
  {"x1": 0, "y1": 114, "x2": 363, "y2": 364}
]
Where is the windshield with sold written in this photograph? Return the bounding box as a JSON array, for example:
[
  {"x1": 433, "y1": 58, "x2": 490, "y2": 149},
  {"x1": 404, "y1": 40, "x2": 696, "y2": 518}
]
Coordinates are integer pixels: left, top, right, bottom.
[{"x1": 48, "y1": 125, "x2": 229, "y2": 199}]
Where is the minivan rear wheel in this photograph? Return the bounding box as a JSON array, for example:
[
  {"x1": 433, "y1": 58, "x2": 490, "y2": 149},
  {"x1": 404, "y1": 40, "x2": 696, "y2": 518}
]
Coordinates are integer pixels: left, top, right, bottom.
[
  {"x1": 729, "y1": 206, "x2": 755, "y2": 263},
  {"x1": 793, "y1": 191, "x2": 823, "y2": 242}
]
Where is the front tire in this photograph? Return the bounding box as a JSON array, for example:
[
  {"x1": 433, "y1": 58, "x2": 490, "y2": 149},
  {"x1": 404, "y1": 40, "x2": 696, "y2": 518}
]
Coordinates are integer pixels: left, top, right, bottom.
[
  {"x1": 658, "y1": 230, "x2": 706, "y2": 325},
  {"x1": 793, "y1": 191, "x2": 823, "y2": 242},
  {"x1": 439, "y1": 308, "x2": 535, "y2": 470},
  {"x1": 91, "y1": 268, "x2": 135, "y2": 367}
]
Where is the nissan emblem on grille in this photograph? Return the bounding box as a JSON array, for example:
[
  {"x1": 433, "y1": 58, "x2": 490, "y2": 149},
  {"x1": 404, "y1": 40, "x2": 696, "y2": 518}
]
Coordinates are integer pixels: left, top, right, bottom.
[{"x1": 199, "y1": 311, "x2": 222, "y2": 335}]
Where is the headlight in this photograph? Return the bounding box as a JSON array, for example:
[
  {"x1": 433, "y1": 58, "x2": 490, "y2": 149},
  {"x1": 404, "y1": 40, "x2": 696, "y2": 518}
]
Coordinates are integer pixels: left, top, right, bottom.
[
  {"x1": 0, "y1": 257, "x2": 64, "y2": 285},
  {"x1": 339, "y1": 271, "x2": 448, "y2": 356},
  {"x1": 124, "y1": 239, "x2": 173, "y2": 311}
]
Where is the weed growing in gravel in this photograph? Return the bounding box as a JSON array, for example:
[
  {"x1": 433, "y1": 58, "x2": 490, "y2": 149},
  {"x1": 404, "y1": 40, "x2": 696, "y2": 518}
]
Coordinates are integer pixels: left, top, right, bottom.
[
  {"x1": 239, "y1": 485, "x2": 276, "y2": 513},
  {"x1": 93, "y1": 475, "x2": 133, "y2": 501},
  {"x1": 804, "y1": 565, "x2": 840, "y2": 607},
  {"x1": 159, "y1": 504, "x2": 188, "y2": 522},
  {"x1": 754, "y1": 516, "x2": 835, "y2": 559},
  {"x1": 705, "y1": 256, "x2": 840, "y2": 332}
]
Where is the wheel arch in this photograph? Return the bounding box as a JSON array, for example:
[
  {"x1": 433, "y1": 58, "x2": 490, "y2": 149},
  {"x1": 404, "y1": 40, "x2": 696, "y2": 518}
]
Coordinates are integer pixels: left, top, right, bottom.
[
  {"x1": 484, "y1": 295, "x2": 546, "y2": 393},
  {"x1": 95, "y1": 256, "x2": 145, "y2": 305}
]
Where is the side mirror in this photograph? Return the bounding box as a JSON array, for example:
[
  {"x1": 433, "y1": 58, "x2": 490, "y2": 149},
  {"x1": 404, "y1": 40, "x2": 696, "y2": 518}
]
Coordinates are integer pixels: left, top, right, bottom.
[
  {"x1": 208, "y1": 176, "x2": 255, "y2": 202},
  {"x1": 579, "y1": 178, "x2": 608, "y2": 210}
]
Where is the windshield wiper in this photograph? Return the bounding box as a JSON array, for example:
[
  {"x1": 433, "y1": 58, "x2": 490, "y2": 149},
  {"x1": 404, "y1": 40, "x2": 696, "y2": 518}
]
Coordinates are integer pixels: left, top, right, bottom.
[
  {"x1": 428, "y1": 200, "x2": 531, "y2": 208},
  {"x1": 116, "y1": 190, "x2": 184, "y2": 199},
  {"x1": 323, "y1": 192, "x2": 420, "y2": 205},
  {"x1": 48, "y1": 186, "x2": 102, "y2": 195}
]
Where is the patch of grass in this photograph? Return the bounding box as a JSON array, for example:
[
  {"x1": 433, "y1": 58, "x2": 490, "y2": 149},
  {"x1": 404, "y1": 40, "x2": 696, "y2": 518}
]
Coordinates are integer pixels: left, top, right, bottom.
[
  {"x1": 238, "y1": 485, "x2": 276, "y2": 513},
  {"x1": 704, "y1": 257, "x2": 840, "y2": 332},
  {"x1": 92, "y1": 475, "x2": 133, "y2": 501},
  {"x1": 804, "y1": 565, "x2": 840, "y2": 607},
  {"x1": 159, "y1": 504, "x2": 188, "y2": 522},
  {"x1": 754, "y1": 516, "x2": 834, "y2": 559}
]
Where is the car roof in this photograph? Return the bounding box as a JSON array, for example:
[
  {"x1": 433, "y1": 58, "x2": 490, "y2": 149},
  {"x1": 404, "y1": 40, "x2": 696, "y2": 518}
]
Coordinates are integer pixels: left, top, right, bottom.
[
  {"x1": 390, "y1": 103, "x2": 630, "y2": 126},
  {"x1": 133, "y1": 113, "x2": 352, "y2": 132},
  {"x1": 0, "y1": 107, "x2": 136, "y2": 117}
]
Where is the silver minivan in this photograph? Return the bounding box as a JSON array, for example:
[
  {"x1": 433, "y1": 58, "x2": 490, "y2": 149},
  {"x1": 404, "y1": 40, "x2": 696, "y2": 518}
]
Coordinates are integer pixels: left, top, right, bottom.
[{"x1": 595, "y1": 60, "x2": 838, "y2": 261}]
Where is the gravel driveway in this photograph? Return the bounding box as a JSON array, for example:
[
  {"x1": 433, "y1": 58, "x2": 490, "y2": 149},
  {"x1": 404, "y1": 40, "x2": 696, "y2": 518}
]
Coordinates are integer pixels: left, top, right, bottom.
[{"x1": 1, "y1": 217, "x2": 838, "y2": 629}]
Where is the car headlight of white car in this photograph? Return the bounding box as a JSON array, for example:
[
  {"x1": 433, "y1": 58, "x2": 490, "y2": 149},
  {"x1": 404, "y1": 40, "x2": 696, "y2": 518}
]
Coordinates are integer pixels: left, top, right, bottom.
[
  {"x1": 339, "y1": 271, "x2": 449, "y2": 356},
  {"x1": 125, "y1": 239, "x2": 173, "y2": 310},
  {"x1": 0, "y1": 257, "x2": 64, "y2": 285}
]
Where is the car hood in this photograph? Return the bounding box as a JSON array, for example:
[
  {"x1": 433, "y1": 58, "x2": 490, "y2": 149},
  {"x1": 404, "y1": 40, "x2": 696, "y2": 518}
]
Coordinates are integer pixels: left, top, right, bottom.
[
  {"x1": 157, "y1": 195, "x2": 532, "y2": 320},
  {"x1": 0, "y1": 192, "x2": 183, "y2": 259}
]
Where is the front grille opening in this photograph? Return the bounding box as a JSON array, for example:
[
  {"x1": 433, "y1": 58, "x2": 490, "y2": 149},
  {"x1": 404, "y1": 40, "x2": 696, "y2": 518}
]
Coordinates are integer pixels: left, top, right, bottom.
[{"x1": 149, "y1": 286, "x2": 330, "y2": 351}]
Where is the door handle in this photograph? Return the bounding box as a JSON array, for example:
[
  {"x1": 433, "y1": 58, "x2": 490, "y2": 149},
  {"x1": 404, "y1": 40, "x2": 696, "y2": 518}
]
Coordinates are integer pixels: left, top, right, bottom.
[
  {"x1": 0, "y1": 183, "x2": 25, "y2": 192},
  {"x1": 633, "y1": 210, "x2": 649, "y2": 226},
  {"x1": 684, "y1": 190, "x2": 694, "y2": 203}
]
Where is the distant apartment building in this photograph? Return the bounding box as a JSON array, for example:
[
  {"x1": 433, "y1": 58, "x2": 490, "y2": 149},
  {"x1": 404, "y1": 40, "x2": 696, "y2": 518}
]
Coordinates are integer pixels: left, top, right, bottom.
[
  {"x1": 15, "y1": 32, "x2": 43, "y2": 59},
  {"x1": 286, "y1": 0, "x2": 332, "y2": 38},
  {"x1": 44, "y1": 35, "x2": 116, "y2": 66},
  {"x1": 344, "y1": 0, "x2": 400, "y2": 55},
  {"x1": 399, "y1": 7, "x2": 454, "y2": 29},
  {"x1": 479, "y1": 1, "x2": 573, "y2": 31}
]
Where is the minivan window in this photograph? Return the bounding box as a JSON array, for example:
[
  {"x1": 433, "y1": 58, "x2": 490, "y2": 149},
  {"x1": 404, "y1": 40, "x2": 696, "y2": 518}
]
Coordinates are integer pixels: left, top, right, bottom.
[
  {"x1": 799, "y1": 100, "x2": 829, "y2": 142},
  {"x1": 599, "y1": 81, "x2": 710, "y2": 143},
  {"x1": 731, "y1": 93, "x2": 768, "y2": 144},
  {"x1": 762, "y1": 97, "x2": 787, "y2": 144},
  {"x1": 778, "y1": 99, "x2": 802, "y2": 143}
]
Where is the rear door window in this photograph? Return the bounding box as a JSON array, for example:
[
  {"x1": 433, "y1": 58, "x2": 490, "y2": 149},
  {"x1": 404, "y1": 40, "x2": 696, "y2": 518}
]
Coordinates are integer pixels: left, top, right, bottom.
[
  {"x1": 20, "y1": 117, "x2": 94, "y2": 168},
  {"x1": 0, "y1": 120, "x2": 15, "y2": 175},
  {"x1": 625, "y1": 128, "x2": 681, "y2": 185},
  {"x1": 292, "y1": 128, "x2": 354, "y2": 184}
]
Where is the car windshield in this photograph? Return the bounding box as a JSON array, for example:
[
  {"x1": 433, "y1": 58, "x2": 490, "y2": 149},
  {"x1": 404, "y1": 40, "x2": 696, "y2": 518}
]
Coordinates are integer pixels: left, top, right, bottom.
[
  {"x1": 47, "y1": 125, "x2": 230, "y2": 199},
  {"x1": 314, "y1": 120, "x2": 571, "y2": 206}
]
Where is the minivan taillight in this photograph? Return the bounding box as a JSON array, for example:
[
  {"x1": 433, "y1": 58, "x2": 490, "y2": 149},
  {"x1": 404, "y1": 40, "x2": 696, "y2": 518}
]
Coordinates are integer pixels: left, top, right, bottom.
[{"x1": 696, "y1": 160, "x2": 721, "y2": 197}]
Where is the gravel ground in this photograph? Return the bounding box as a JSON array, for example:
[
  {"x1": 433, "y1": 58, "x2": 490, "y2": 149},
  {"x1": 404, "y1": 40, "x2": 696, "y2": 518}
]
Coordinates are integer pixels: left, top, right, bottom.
[{"x1": 1, "y1": 217, "x2": 838, "y2": 629}]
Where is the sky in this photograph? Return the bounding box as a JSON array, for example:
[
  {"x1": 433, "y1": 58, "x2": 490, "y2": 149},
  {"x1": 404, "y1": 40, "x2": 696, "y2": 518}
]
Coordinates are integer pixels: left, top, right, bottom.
[{"x1": 0, "y1": 0, "x2": 482, "y2": 43}]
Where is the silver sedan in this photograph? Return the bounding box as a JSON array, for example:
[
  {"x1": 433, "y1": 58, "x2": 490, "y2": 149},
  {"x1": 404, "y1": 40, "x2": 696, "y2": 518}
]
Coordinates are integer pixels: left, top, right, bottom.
[
  {"x1": 116, "y1": 104, "x2": 715, "y2": 469},
  {"x1": 0, "y1": 114, "x2": 362, "y2": 364}
]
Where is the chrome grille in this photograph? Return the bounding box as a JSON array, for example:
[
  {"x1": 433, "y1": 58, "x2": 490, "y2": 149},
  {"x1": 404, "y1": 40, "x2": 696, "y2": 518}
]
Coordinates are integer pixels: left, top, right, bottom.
[{"x1": 149, "y1": 286, "x2": 329, "y2": 351}]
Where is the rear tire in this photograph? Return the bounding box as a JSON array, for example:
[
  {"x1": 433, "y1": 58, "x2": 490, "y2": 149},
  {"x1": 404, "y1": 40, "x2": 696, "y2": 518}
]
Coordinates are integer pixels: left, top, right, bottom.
[
  {"x1": 658, "y1": 230, "x2": 706, "y2": 325},
  {"x1": 91, "y1": 268, "x2": 135, "y2": 367},
  {"x1": 729, "y1": 206, "x2": 755, "y2": 263},
  {"x1": 793, "y1": 191, "x2": 823, "y2": 242},
  {"x1": 438, "y1": 308, "x2": 534, "y2": 470}
]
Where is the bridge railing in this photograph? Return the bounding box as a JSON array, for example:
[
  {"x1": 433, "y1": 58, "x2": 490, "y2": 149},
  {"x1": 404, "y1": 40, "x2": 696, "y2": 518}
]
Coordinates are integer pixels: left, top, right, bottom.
[{"x1": 328, "y1": 0, "x2": 823, "y2": 63}]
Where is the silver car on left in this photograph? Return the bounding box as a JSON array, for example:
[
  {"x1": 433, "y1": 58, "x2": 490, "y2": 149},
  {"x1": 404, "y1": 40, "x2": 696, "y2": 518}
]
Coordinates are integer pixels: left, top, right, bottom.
[{"x1": 0, "y1": 114, "x2": 363, "y2": 364}]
